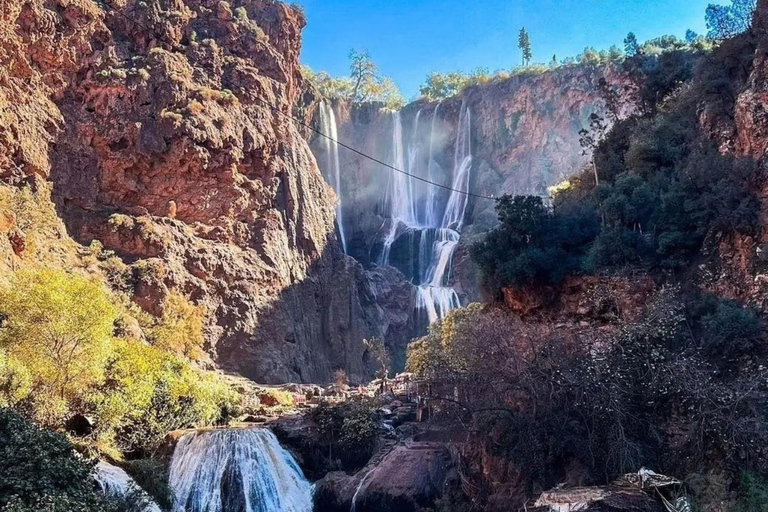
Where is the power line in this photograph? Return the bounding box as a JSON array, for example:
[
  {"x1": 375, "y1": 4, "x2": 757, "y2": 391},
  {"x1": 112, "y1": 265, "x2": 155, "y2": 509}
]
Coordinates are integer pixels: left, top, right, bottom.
[{"x1": 97, "y1": 0, "x2": 497, "y2": 201}]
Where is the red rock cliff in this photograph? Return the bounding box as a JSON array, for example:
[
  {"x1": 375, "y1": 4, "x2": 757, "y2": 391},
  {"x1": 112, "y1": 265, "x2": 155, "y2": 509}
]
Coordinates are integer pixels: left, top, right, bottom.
[{"x1": 1, "y1": 0, "x2": 413, "y2": 383}]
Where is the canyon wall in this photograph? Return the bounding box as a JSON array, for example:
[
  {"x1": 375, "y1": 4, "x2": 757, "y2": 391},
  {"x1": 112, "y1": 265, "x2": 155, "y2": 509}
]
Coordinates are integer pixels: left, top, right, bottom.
[
  {"x1": 0, "y1": 0, "x2": 413, "y2": 384},
  {"x1": 310, "y1": 65, "x2": 632, "y2": 303}
]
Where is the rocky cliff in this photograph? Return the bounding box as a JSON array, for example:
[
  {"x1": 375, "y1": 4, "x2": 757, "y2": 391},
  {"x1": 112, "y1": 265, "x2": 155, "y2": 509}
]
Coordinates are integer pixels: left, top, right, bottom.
[
  {"x1": 0, "y1": 0, "x2": 413, "y2": 384},
  {"x1": 309, "y1": 65, "x2": 633, "y2": 303}
]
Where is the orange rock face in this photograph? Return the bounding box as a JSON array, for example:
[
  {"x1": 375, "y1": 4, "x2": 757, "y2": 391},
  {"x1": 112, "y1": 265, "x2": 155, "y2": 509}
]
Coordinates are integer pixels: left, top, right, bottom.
[{"x1": 0, "y1": 0, "x2": 414, "y2": 383}]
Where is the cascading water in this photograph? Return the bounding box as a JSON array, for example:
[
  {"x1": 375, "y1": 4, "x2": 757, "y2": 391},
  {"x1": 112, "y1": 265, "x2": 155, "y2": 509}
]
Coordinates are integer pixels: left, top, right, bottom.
[
  {"x1": 317, "y1": 101, "x2": 348, "y2": 253},
  {"x1": 93, "y1": 461, "x2": 162, "y2": 512},
  {"x1": 168, "y1": 428, "x2": 313, "y2": 512},
  {"x1": 377, "y1": 101, "x2": 472, "y2": 325}
]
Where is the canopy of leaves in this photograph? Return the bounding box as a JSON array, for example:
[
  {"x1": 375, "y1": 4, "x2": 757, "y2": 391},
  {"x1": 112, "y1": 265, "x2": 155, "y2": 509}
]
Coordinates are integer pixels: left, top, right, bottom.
[
  {"x1": 0, "y1": 269, "x2": 238, "y2": 455},
  {"x1": 302, "y1": 51, "x2": 405, "y2": 110},
  {"x1": 405, "y1": 290, "x2": 768, "y2": 488},
  {"x1": 706, "y1": 0, "x2": 757, "y2": 39}
]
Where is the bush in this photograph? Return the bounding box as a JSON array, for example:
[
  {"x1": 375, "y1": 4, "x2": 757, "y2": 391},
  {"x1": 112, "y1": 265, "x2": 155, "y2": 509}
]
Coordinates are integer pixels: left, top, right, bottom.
[
  {"x1": 150, "y1": 291, "x2": 206, "y2": 361},
  {"x1": 0, "y1": 270, "x2": 116, "y2": 425},
  {"x1": 0, "y1": 408, "x2": 110, "y2": 512},
  {"x1": 0, "y1": 268, "x2": 238, "y2": 454},
  {"x1": 311, "y1": 400, "x2": 377, "y2": 470},
  {"x1": 122, "y1": 459, "x2": 172, "y2": 510},
  {"x1": 472, "y1": 196, "x2": 598, "y2": 293},
  {"x1": 730, "y1": 471, "x2": 768, "y2": 512}
]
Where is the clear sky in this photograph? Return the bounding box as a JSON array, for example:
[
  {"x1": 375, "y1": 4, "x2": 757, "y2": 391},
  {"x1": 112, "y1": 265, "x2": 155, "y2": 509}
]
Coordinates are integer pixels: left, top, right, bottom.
[{"x1": 294, "y1": 0, "x2": 714, "y2": 99}]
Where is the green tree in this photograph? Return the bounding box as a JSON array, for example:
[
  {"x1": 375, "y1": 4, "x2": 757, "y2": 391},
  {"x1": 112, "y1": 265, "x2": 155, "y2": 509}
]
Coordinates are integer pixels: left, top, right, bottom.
[
  {"x1": 578, "y1": 112, "x2": 609, "y2": 186},
  {"x1": 151, "y1": 291, "x2": 206, "y2": 361},
  {"x1": 705, "y1": 0, "x2": 756, "y2": 39},
  {"x1": 518, "y1": 27, "x2": 532, "y2": 66},
  {"x1": 348, "y1": 49, "x2": 379, "y2": 104},
  {"x1": 0, "y1": 408, "x2": 111, "y2": 512},
  {"x1": 363, "y1": 338, "x2": 391, "y2": 379},
  {"x1": 623, "y1": 32, "x2": 640, "y2": 56},
  {"x1": 0, "y1": 270, "x2": 116, "y2": 424}
]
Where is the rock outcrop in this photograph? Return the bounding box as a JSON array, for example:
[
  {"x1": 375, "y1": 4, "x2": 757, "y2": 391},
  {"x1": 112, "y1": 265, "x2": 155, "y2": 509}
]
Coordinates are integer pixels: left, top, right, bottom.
[
  {"x1": 314, "y1": 443, "x2": 453, "y2": 512},
  {"x1": 0, "y1": 0, "x2": 413, "y2": 383}
]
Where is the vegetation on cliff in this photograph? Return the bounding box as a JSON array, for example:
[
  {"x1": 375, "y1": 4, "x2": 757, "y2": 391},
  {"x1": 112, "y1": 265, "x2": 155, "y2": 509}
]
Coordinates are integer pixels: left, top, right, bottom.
[
  {"x1": 0, "y1": 268, "x2": 239, "y2": 456},
  {"x1": 474, "y1": 25, "x2": 761, "y2": 294},
  {"x1": 407, "y1": 288, "x2": 768, "y2": 506}
]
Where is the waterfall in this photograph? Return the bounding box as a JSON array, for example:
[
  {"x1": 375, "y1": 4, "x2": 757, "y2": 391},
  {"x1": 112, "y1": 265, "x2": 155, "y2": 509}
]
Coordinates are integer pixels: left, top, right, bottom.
[
  {"x1": 373, "y1": 101, "x2": 473, "y2": 326},
  {"x1": 317, "y1": 101, "x2": 348, "y2": 253},
  {"x1": 168, "y1": 428, "x2": 313, "y2": 512},
  {"x1": 442, "y1": 104, "x2": 472, "y2": 231},
  {"x1": 93, "y1": 461, "x2": 162, "y2": 512}
]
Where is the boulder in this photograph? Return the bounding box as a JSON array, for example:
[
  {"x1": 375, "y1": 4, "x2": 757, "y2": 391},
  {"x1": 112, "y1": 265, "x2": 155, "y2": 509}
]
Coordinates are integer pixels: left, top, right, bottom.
[{"x1": 314, "y1": 443, "x2": 452, "y2": 512}]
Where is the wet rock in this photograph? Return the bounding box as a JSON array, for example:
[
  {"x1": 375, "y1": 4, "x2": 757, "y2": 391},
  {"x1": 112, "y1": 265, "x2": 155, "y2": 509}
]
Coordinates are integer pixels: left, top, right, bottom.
[{"x1": 314, "y1": 443, "x2": 452, "y2": 512}]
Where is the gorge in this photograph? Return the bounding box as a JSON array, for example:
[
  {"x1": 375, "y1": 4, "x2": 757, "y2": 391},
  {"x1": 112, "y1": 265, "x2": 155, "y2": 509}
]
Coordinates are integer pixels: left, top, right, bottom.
[{"x1": 3, "y1": 0, "x2": 768, "y2": 511}]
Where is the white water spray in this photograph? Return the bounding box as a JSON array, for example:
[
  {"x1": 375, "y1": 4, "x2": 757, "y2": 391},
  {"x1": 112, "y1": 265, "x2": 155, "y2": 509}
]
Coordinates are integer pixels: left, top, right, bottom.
[
  {"x1": 317, "y1": 101, "x2": 348, "y2": 253},
  {"x1": 377, "y1": 101, "x2": 472, "y2": 325},
  {"x1": 168, "y1": 428, "x2": 313, "y2": 512},
  {"x1": 93, "y1": 461, "x2": 162, "y2": 512}
]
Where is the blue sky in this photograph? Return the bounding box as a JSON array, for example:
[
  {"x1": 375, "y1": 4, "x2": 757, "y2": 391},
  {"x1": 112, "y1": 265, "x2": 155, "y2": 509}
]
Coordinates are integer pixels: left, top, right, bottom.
[{"x1": 294, "y1": 0, "x2": 714, "y2": 99}]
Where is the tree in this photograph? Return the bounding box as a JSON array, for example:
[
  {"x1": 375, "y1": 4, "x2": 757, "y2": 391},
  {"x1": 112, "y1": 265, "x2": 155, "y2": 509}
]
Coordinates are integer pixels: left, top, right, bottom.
[
  {"x1": 685, "y1": 29, "x2": 700, "y2": 43},
  {"x1": 518, "y1": 27, "x2": 532, "y2": 66},
  {"x1": 0, "y1": 270, "x2": 116, "y2": 424},
  {"x1": 348, "y1": 49, "x2": 379, "y2": 104},
  {"x1": 363, "y1": 338, "x2": 391, "y2": 379},
  {"x1": 550, "y1": 54, "x2": 558, "y2": 69},
  {"x1": 706, "y1": 0, "x2": 757, "y2": 39},
  {"x1": 0, "y1": 408, "x2": 112, "y2": 512},
  {"x1": 151, "y1": 291, "x2": 206, "y2": 361},
  {"x1": 579, "y1": 112, "x2": 609, "y2": 186},
  {"x1": 623, "y1": 32, "x2": 640, "y2": 56}
]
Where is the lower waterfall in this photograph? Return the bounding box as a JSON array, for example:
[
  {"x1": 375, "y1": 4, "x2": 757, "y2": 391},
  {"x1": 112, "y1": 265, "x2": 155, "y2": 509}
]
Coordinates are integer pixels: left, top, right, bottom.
[
  {"x1": 168, "y1": 428, "x2": 313, "y2": 512},
  {"x1": 93, "y1": 461, "x2": 162, "y2": 512}
]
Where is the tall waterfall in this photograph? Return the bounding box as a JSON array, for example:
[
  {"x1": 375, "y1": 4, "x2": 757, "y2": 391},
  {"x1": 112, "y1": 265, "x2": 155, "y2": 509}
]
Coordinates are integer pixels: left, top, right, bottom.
[
  {"x1": 378, "y1": 101, "x2": 473, "y2": 324},
  {"x1": 317, "y1": 101, "x2": 348, "y2": 253},
  {"x1": 168, "y1": 428, "x2": 313, "y2": 512}
]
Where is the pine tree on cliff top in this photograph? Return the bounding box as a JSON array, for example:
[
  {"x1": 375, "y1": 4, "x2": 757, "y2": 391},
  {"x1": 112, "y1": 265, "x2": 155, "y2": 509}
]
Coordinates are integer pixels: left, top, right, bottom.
[{"x1": 518, "y1": 27, "x2": 532, "y2": 66}]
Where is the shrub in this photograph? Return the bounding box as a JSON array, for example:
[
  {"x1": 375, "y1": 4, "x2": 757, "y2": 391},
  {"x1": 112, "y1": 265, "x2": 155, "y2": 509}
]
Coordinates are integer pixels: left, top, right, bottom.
[
  {"x1": 311, "y1": 400, "x2": 377, "y2": 470},
  {"x1": 151, "y1": 291, "x2": 206, "y2": 361},
  {"x1": 730, "y1": 471, "x2": 768, "y2": 512},
  {"x1": 0, "y1": 270, "x2": 116, "y2": 425},
  {"x1": 472, "y1": 196, "x2": 598, "y2": 293},
  {"x1": 122, "y1": 458, "x2": 172, "y2": 510},
  {"x1": 0, "y1": 408, "x2": 110, "y2": 512}
]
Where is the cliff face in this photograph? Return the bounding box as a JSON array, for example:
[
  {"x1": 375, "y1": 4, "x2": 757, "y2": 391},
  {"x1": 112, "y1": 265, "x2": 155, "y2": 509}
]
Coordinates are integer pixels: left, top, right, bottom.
[
  {"x1": 311, "y1": 66, "x2": 633, "y2": 303},
  {"x1": 0, "y1": 0, "x2": 413, "y2": 384}
]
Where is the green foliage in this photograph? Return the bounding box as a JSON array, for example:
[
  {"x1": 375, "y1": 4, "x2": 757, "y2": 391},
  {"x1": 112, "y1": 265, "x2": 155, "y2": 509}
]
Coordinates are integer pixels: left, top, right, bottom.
[
  {"x1": 472, "y1": 196, "x2": 599, "y2": 291},
  {"x1": 311, "y1": 400, "x2": 377, "y2": 470},
  {"x1": 363, "y1": 338, "x2": 391, "y2": 379},
  {"x1": 706, "y1": 0, "x2": 756, "y2": 40},
  {"x1": 406, "y1": 290, "x2": 768, "y2": 487},
  {"x1": 518, "y1": 27, "x2": 532, "y2": 66},
  {"x1": 0, "y1": 408, "x2": 110, "y2": 512},
  {"x1": 0, "y1": 270, "x2": 116, "y2": 425},
  {"x1": 302, "y1": 53, "x2": 405, "y2": 110},
  {"x1": 474, "y1": 30, "x2": 760, "y2": 296},
  {"x1": 122, "y1": 459, "x2": 172, "y2": 510},
  {"x1": 0, "y1": 268, "x2": 238, "y2": 454},
  {"x1": 150, "y1": 291, "x2": 206, "y2": 361},
  {"x1": 730, "y1": 471, "x2": 768, "y2": 512},
  {"x1": 97, "y1": 340, "x2": 239, "y2": 454},
  {"x1": 624, "y1": 32, "x2": 640, "y2": 56},
  {"x1": 418, "y1": 69, "x2": 492, "y2": 101}
]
